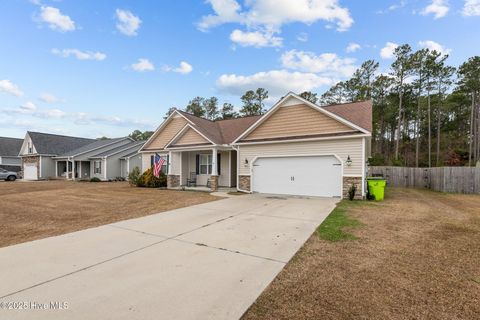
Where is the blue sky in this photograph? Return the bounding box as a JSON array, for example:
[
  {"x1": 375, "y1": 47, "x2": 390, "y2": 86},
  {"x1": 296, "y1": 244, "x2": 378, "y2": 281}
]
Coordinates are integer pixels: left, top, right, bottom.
[{"x1": 1, "y1": 0, "x2": 479, "y2": 139}]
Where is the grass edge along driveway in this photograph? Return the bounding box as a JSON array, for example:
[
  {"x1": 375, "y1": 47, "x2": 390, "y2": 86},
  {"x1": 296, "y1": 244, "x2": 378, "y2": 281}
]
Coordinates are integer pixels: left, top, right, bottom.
[{"x1": 242, "y1": 188, "x2": 480, "y2": 320}]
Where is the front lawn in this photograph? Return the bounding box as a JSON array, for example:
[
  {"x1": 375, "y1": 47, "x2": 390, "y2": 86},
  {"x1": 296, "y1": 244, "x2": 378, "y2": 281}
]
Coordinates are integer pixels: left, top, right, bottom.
[
  {"x1": 0, "y1": 181, "x2": 218, "y2": 248},
  {"x1": 243, "y1": 188, "x2": 480, "y2": 320}
]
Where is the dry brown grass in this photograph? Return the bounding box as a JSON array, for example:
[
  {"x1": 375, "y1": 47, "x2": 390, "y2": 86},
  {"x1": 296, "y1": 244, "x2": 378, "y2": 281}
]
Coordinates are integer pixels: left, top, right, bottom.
[
  {"x1": 0, "y1": 180, "x2": 218, "y2": 248},
  {"x1": 243, "y1": 188, "x2": 480, "y2": 320}
]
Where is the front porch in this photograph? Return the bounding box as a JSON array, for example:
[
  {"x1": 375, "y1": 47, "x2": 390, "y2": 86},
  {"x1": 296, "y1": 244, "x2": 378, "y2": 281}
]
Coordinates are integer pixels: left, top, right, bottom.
[
  {"x1": 163, "y1": 147, "x2": 237, "y2": 191},
  {"x1": 54, "y1": 159, "x2": 92, "y2": 180}
]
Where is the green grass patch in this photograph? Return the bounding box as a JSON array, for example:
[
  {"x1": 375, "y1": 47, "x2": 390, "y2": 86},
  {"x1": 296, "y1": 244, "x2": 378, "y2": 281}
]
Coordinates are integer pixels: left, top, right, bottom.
[{"x1": 317, "y1": 200, "x2": 363, "y2": 241}]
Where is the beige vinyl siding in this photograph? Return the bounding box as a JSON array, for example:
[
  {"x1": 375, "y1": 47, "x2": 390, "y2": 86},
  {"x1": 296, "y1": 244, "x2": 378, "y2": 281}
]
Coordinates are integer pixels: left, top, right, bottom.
[
  {"x1": 243, "y1": 104, "x2": 355, "y2": 141},
  {"x1": 174, "y1": 127, "x2": 209, "y2": 145},
  {"x1": 144, "y1": 116, "x2": 187, "y2": 150},
  {"x1": 238, "y1": 137, "x2": 363, "y2": 177}
]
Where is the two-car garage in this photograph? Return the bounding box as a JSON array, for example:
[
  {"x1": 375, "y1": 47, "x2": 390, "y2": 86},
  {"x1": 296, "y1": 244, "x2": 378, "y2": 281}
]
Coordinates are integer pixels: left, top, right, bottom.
[{"x1": 251, "y1": 155, "x2": 342, "y2": 198}]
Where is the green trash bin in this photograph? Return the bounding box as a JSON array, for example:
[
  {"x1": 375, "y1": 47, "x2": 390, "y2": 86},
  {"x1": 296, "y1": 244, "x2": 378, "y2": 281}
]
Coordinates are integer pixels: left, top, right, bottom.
[{"x1": 367, "y1": 178, "x2": 386, "y2": 201}]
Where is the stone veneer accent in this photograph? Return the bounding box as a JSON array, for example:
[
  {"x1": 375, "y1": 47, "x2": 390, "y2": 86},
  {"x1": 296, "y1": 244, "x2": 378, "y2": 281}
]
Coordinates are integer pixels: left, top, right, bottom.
[
  {"x1": 22, "y1": 155, "x2": 40, "y2": 179},
  {"x1": 239, "y1": 175, "x2": 251, "y2": 192},
  {"x1": 167, "y1": 174, "x2": 180, "y2": 188},
  {"x1": 343, "y1": 176, "x2": 363, "y2": 200},
  {"x1": 209, "y1": 175, "x2": 218, "y2": 191}
]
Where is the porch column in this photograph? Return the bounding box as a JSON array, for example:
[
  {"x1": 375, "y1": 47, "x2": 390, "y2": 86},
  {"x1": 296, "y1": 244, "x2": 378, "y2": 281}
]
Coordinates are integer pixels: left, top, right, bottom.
[
  {"x1": 210, "y1": 148, "x2": 218, "y2": 191},
  {"x1": 79, "y1": 161, "x2": 82, "y2": 179},
  {"x1": 167, "y1": 151, "x2": 172, "y2": 175},
  {"x1": 72, "y1": 159, "x2": 75, "y2": 181},
  {"x1": 55, "y1": 161, "x2": 58, "y2": 178},
  {"x1": 66, "y1": 160, "x2": 69, "y2": 179}
]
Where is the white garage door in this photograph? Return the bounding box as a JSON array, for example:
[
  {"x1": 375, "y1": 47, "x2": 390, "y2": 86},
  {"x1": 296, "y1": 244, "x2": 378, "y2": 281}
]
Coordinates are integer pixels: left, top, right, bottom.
[
  {"x1": 23, "y1": 163, "x2": 38, "y2": 180},
  {"x1": 252, "y1": 156, "x2": 342, "y2": 197}
]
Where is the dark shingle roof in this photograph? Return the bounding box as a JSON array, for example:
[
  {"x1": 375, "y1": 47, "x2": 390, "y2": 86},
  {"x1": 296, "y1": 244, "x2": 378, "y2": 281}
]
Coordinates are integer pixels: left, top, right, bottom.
[
  {"x1": 90, "y1": 140, "x2": 144, "y2": 158},
  {"x1": 0, "y1": 137, "x2": 23, "y2": 157},
  {"x1": 28, "y1": 131, "x2": 95, "y2": 155},
  {"x1": 322, "y1": 100, "x2": 372, "y2": 132},
  {"x1": 56, "y1": 137, "x2": 130, "y2": 157},
  {"x1": 176, "y1": 110, "x2": 262, "y2": 144}
]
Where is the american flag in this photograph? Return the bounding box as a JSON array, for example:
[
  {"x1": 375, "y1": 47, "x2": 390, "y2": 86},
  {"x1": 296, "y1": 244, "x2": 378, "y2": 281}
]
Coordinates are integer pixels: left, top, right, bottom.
[{"x1": 153, "y1": 154, "x2": 165, "y2": 178}]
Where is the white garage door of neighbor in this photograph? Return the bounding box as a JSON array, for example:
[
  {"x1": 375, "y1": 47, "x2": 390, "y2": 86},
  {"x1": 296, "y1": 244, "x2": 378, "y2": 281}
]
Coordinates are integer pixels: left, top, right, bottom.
[
  {"x1": 252, "y1": 156, "x2": 342, "y2": 197},
  {"x1": 23, "y1": 163, "x2": 38, "y2": 180}
]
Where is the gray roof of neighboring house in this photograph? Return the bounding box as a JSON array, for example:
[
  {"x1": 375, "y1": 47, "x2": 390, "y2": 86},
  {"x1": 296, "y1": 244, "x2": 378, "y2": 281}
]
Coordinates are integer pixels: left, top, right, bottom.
[
  {"x1": 56, "y1": 137, "x2": 130, "y2": 158},
  {"x1": 119, "y1": 149, "x2": 142, "y2": 160},
  {"x1": 0, "y1": 136, "x2": 23, "y2": 157},
  {"x1": 90, "y1": 140, "x2": 144, "y2": 158},
  {"x1": 28, "y1": 131, "x2": 95, "y2": 155}
]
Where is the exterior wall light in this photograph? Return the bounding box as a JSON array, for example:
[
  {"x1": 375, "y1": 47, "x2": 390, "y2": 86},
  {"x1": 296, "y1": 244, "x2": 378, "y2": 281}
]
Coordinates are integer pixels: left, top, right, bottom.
[
  {"x1": 244, "y1": 158, "x2": 249, "y2": 165},
  {"x1": 346, "y1": 155, "x2": 352, "y2": 166}
]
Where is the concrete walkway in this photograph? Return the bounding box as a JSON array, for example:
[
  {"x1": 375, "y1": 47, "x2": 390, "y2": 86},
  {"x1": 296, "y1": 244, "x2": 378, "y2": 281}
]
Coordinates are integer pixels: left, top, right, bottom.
[{"x1": 0, "y1": 194, "x2": 337, "y2": 320}]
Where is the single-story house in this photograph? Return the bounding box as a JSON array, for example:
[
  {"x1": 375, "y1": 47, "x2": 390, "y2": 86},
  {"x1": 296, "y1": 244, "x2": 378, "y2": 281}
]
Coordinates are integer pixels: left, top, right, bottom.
[
  {"x1": 84, "y1": 140, "x2": 144, "y2": 180},
  {"x1": 19, "y1": 131, "x2": 144, "y2": 181},
  {"x1": 19, "y1": 131, "x2": 96, "y2": 180},
  {"x1": 139, "y1": 92, "x2": 372, "y2": 199},
  {"x1": 0, "y1": 136, "x2": 23, "y2": 171}
]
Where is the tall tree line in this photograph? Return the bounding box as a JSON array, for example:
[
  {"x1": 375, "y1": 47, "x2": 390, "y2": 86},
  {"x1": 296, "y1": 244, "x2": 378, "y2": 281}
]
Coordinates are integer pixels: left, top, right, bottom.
[
  {"x1": 317, "y1": 46, "x2": 480, "y2": 168},
  {"x1": 164, "y1": 88, "x2": 269, "y2": 121}
]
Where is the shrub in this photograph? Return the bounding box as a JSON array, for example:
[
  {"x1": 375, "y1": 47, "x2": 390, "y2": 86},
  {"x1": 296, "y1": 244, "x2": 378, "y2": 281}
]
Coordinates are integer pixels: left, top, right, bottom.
[
  {"x1": 347, "y1": 183, "x2": 357, "y2": 201},
  {"x1": 90, "y1": 177, "x2": 101, "y2": 182},
  {"x1": 114, "y1": 177, "x2": 126, "y2": 182},
  {"x1": 136, "y1": 168, "x2": 166, "y2": 188},
  {"x1": 128, "y1": 166, "x2": 141, "y2": 186}
]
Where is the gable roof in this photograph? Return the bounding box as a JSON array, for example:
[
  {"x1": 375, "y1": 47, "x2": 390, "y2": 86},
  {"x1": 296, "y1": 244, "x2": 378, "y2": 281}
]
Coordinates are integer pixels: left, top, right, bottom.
[
  {"x1": 90, "y1": 140, "x2": 144, "y2": 158},
  {"x1": 233, "y1": 92, "x2": 371, "y2": 143},
  {"x1": 56, "y1": 137, "x2": 131, "y2": 158},
  {"x1": 0, "y1": 137, "x2": 23, "y2": 157},
  {"x1": 173, "y1": 110, "x2": 260, "y2": 145},
  {"x1": 322, "y1": 100, "x2": 372, "y2": 132},
  {"x1": 28, "y1": 131, "x2": 95, "y2": 155}
]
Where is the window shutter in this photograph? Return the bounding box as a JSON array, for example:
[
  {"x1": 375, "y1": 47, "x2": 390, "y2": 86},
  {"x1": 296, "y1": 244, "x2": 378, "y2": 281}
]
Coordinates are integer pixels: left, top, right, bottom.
[
  {"x1": 217, "y1": 153, "x2": 221, "y2": 175},
  {"x1": 195, "y1": 154, "x2": 200, "y2": 174},
  {"x1": 150, "y1": 155, "x2": 154, "y2": 168}
]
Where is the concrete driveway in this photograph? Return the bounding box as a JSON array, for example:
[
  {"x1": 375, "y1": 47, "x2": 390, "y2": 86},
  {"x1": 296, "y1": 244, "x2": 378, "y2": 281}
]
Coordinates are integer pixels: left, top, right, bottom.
[{"x1": 0, "y1": 194, "x2": 337, "y2": 320}]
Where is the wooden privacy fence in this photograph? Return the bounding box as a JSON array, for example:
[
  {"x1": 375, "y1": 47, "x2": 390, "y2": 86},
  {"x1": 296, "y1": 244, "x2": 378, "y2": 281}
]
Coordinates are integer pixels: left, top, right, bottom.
[{"x1": 369, "y1": 166, "x2": 480, "y2": 194}]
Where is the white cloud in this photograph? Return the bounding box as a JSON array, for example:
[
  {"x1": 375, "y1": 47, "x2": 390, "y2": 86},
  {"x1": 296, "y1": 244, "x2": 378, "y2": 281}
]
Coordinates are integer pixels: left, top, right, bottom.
[
  {"x1": 198, "y1": 0, "x2": 354, "y2": 32},
  {"x1": 39, "y1": 6, "x2": 75, "y2": 32},
  {"x1": 217, "y1": 70, "x2": 335, "y2": 101},
  {"x1": 418, "y1": 40, "x2": 451, "y2": 55},
  {"x1": 280, "y1": 50, "x2": 356, "y2": 78},
  {"x1": 296, "y1": 32, "x2": 308, "y2": 42},
  {"x1": 39, "y1": 92, "x2": 62, "y2": 103},
  {"x1": 463, "y1": 0, "x2": 480, "y2": 16},
  {"x1": 163, "y1": 61, "x2": 193, "y2": 74},
  {"x1": 376, "y1": 0, "x2": 407, "y2": 14},
  {"x1": 421, "y1": 0, "x2": 449, "y2": 19},
  {"x1": 20, "y1": 101, "x2": 37, "y2": 112},
  {"x1": 131, "y1": 58, "x2": 155, "y2": 72},
  {"x1": 380, "y1": 42, "x2": 398, "y2": 59},
  {"x1": 230, "y1": 29, "x2": 282, "y2": 47},
  {"x1": 51, "y1": 48, "x2": 106, "y2": 61},
  {"x1": 346, "y1": 42, "x2": 361, "y2": 52},
  {"x1": 0, "y1": 80, "x2": 24, "y2": 97},
  {"x1": 115, "y1": 9, "x2": 141, "y2": 36}
]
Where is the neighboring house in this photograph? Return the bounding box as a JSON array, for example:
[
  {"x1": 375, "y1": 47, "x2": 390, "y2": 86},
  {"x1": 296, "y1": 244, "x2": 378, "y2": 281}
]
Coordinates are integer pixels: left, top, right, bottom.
[
  {"x1": 139, "y1": 92, "x2": 372, "y2": 199},
  {"x1": 86, "y1": 140, "x2": 144, "y2": 180},
  {"x1": 53, "y1": 138, "x2": 144, "y2": 181},
  {"x1": 19, "y1": 132, "x2": 144, "y2": 181},
  {"x1": 0, "y1": 136, "x2": 23, "y2": 170},
  {"x1": 19, "y1": 132, "x2": 95, "y2": 180}
]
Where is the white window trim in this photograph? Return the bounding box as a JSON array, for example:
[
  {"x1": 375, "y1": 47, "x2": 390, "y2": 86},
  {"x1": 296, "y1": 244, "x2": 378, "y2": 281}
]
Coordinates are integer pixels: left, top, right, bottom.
[
  {"x1": 199, "y1": 154, "x2": 212, "y2": 175},
  {"x1": 94, "y1": 160, "x2": 102, "y2": 174}
]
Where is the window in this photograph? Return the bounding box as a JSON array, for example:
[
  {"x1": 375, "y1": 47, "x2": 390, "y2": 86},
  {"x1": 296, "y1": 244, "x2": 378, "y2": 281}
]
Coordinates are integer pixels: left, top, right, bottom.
[
  {"x1": 94, "y1": 161, "x2": 102, "y2": 174},
  {"x1": 28, "y1": 142, "x2": 33, "y2": 154},
  {"x1": 199, "y1": 154, "x2": 212, "y2": 174}
]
